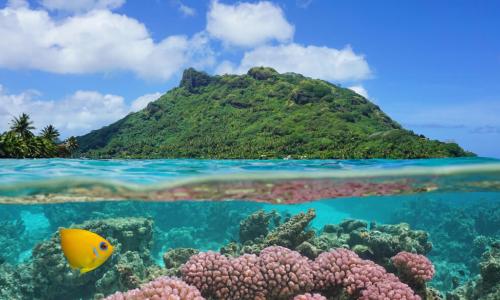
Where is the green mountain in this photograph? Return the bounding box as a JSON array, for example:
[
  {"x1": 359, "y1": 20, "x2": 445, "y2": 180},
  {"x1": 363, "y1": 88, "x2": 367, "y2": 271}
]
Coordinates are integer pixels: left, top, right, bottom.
[{"x1": 77, "y1": 67, "x2": 473, "y2": 159}]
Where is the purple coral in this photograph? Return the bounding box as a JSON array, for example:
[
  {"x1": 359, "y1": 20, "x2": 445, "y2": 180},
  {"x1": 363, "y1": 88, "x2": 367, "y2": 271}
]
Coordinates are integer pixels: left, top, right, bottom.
[
  {"x1": 259, "y1": 246, "x2": 314, "y2": 299},
  {"x1": 180, "y1": 251, "x2": 233, "y2": 298},
  {"x1": 392, "y1": 251, "x2": 435, "y2": 284},
  {"x1": 181, "y1": 246, "x2": 313, "y2": 299},
  {"x1": 104, "y1": 276, "x2": 204, "y2": 300},
  {"x1": 227, "y1": 254, "x2": 267, "y2": 299},
  {"x1": 359, "y1": 274, "x2": 420, "y2": 300},
  {"x1": 313, "y1": 248, "x2": 420, "y2": 299},
  {"x1": 293, "y1": 293, "x2": 328, "y2": 300},
  {"x1": 180, "y1": 247, "x2": 422, "y2": 300}
]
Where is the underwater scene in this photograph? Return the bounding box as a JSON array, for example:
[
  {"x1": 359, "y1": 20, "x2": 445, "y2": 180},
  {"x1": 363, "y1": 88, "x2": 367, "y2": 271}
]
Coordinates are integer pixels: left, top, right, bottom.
[{"x1": 0, "y1": 158, "x2": 499, "y2": 300}]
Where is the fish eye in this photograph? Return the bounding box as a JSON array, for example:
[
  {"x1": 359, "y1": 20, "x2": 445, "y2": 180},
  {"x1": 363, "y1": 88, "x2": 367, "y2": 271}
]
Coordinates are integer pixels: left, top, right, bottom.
[{"x1": 99, "y1": 242, "x2": 108, "y2": 251}]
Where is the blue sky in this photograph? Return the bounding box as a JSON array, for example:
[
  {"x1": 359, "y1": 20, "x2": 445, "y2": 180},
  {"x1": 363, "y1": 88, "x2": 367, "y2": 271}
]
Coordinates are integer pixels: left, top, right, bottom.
[{"x1": 0, "y1": 0, "x2": 498, "y2": 157}]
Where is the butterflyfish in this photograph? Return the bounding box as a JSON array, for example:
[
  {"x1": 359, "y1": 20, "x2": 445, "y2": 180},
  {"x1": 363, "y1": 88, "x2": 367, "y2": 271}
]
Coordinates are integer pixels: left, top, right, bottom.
[{"x1": 59, "y1": 228, "x2": 114, "y2": 274}]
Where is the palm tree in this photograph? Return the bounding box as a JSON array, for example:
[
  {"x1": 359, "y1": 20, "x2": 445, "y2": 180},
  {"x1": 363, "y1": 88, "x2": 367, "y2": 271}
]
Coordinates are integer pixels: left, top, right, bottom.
[
  {"x1": 40, "y1": 125, "x2": 60, "y2": 142},
  {"x1": 65, "y1": 136, "x2": 79, "y2": 152},
  {"x1": 10, "y1": 113, "x2": 35, "y2": 139}
]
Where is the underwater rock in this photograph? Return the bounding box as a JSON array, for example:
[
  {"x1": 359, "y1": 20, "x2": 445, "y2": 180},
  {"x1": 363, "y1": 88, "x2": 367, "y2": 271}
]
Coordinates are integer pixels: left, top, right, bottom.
[
  {"x1": 238, "y1": 209, "x2": 279, "y2": 243},
  {"x1": 339, "y1": 219, "x2": 368, "y2": 232},
  {"x1": 104, "y1": 276, "x2": 204, "y2": 300},
  {"x1": 355, "y1": 222, "x2": 432, "y2": 268},
  {"x1": 0, "y1": 263, "x2": 34, "y2": 300},
  {"x1": 30, "y1": 217, "x2": 156, "y2": 300},
  {"x1": 392, "y1": 198, "x2": 500, "y2": 291},
  {"x1": 163, "y1": 248, "x2": 199, "y2": 275},
  {"x1": 300, "y1": 218, "x2": 432, "y2": 271},
  {"x1": 260, "y1": 208, "x2": 316, "y2": 250},
  {"x1": 221, "y1": 208, "x2": 316, "y2": 256},
  {"x1": 446, "y1": 242, "x2": 500, "y2": 300},
  {"x1": 0, "y1": 219, "x2": 28, "y2": 264}
]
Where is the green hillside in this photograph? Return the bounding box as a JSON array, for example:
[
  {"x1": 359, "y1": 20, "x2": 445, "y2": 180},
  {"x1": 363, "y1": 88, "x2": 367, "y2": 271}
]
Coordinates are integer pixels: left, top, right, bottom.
[{"x1": 77, "y1": 67, "x2": 473, "y2": 159}]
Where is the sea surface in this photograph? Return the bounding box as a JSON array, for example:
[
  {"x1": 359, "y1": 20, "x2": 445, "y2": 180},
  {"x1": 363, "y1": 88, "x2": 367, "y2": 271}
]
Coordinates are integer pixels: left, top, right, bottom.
[{"x1": 0, "y1": 157, "x2": 499, "y2": 299}]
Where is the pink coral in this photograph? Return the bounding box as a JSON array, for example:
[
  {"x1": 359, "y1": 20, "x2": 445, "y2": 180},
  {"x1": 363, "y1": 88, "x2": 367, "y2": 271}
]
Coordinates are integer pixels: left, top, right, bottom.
[
  {"x1": 359, "y1": 273, "x2": 420, "y2": 300},
  {"x1": 313, "y1": 249, "x2": 420, "y2": 299},
  {"x1": 180, "y1": 247, "x2": 424, "y2": 300},
  {"x1": 180, "y1": 252, "x2": 233, "y2": 298},
  {"x1": 392, "y1": 251, "x2": 435, "y2": 284},
  {"x1": 104, "y1": 276, "x2": 204, "y2": 300},
  {"x1": 226, "y1": 254, "x2": 267, "y2": 299},
  {"x1": 293, "y1": 293, "x2": 328, "y2": 300},
  {"x1": 312, "y1": 248, "x2": 360, "y2": 291},
  {"x1": 181, "y1": 246, "x2": 313, "y2": 300},
  {"x1": 259, "y1": 246, "x2": 314, "y2": 299}
]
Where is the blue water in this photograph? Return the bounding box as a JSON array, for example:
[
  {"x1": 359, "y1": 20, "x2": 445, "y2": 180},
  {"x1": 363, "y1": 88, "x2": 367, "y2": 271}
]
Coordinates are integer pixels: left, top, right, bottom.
[
  {"x1": 0, "y1": 157, "x2": 497, "y2": 184},
  {"x1": 0, "y1": 158, "x2": 499, "y2": 299}
]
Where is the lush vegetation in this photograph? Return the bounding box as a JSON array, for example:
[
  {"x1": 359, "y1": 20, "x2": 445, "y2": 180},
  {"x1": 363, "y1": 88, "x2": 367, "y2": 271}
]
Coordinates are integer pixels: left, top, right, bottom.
[
  {"x1": 78, "y1": 67, "x2": 474, "y2": 159},
  {"x1": 0, "y1": 113, "x2": 78, "y2": 158}
]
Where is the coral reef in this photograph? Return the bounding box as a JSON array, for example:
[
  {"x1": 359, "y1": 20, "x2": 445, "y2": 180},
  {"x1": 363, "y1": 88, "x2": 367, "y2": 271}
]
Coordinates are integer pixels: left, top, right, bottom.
[
  {"x1": 392, "y1": 252, "x2": 435, "y2": 287},
  {"x1": 222, "y1": 209, "x2": 316, "y2": 256},
  {"x1": 391, "y1": 198, "x2": 500, "y2": 291},
  {"x1": 447, "y1": 242, "x2": 500, "y2": 300},
  {"x1": 223, "y1": 208, "x2": 432, "y2": 277},
  {"x1": 0, "y1": 219, "x2": 27, "y2": 264},
  {"x1": 181, "y1": 246, "x2": 422, "y2": 300},
  {"x1": 238, "y1": 209, "x2": 280, "y2": 243},
  {"x1": 294, "y1": 293, "x2": 328, "y2": 300},
  {"x1": 104, "y1": 276, "x2": 204, "y2": 300},
  {"x1": 28, "y1": 217, "x2": 159, "y2": 299}
]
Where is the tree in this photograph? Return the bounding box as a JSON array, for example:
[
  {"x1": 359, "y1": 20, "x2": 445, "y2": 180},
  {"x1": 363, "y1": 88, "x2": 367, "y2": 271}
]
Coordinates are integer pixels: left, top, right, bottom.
[
  {"x1": 10, "y1": 113, "x2": 35, "y2": 139},
  {"x1": 65, "y1": 136, "x2": 79, "y2": 153},
  {"x1": 40, "y1": 125, "x2": 60, "y2": 143}
]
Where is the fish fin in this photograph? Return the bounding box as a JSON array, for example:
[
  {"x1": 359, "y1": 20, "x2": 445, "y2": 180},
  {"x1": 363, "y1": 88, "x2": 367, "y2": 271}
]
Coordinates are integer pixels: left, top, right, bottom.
[{"x1": 80, "y1": 266, "x2": 95, "y2": 274}]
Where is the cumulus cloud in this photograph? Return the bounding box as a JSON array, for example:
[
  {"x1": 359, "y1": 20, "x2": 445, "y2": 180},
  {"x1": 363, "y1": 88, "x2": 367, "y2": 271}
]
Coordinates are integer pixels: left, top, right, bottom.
[
  {"x1": 0, "y1": 4, "x2": 213, "y2": 80},
  {"x1": 216, "y1": 44, "x2": 371, "y2": 82},
  {"x1": 206, "y1": 0, "x2": 294, "y2": 47},
  {"x1": 0, "y1": 85, "x2": 161, "y2": 137},
  {"x1": 40, "y1": 0, "x2": 125, "y2": 13},
  {"x1": 348, "y1": 85, "x2": 369, "y2": 98},
  {"x1": 130, "y1": 92, "x2": 162, "y2": 112}
]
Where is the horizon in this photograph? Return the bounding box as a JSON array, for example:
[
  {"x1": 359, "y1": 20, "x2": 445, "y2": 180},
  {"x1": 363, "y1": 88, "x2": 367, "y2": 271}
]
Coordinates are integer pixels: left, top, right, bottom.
[{"x1": 0, "y1": 0, "x2": 498, "y2": 158}]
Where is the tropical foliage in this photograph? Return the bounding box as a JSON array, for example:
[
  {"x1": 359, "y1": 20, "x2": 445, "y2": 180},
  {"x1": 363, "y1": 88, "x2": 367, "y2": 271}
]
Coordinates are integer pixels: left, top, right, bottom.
[
  {"x1": 0, "y1": 114, "x2": 78, "y2": 158},
  {"x1": 78, "y1": 67, "x2": 474, "y2": 159}
]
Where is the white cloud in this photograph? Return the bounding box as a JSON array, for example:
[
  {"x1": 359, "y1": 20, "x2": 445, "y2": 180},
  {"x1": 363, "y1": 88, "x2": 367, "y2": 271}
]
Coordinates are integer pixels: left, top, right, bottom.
[
  {"x1": 0, "y1": 86, "x2": 161, "y2": 137},
  {"x1": 178, "y1": 2, "x2": 196, "y2": 16},
  {"x1": 40, "y1": 0, "x2": 125, "y2": 13},
  {"x1": 0, "y1": 4, "x2": 213, "y2": 80},
  {"x1": 206, "y1": 0, "x2": 294, "y2": 47},
  {"x1": 348, "y1": 85, "x2": 369, "y2": 98},
  {"x1": 217, "y1": 44, "x2": 371, "y2": 82},
  {"x1": 130, "y1": 92, "x2": 162, "y2": 112}
]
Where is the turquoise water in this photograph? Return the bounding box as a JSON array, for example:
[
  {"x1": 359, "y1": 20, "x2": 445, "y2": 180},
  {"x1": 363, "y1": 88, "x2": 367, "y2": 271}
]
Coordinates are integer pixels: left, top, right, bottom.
[{"x1": 0, "y1": 158, "x2": 499, "y2": 299}]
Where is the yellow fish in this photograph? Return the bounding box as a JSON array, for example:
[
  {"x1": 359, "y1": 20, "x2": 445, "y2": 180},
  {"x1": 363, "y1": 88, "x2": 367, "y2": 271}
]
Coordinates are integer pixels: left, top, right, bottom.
[{"x1": 59, "y1": 228, "x2": 114, "y2": 274}]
